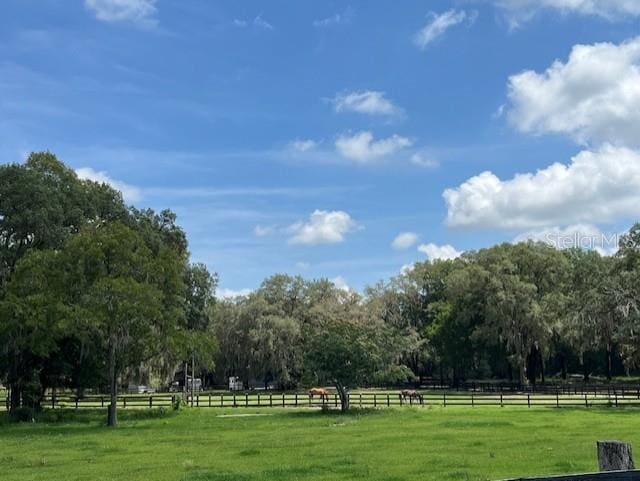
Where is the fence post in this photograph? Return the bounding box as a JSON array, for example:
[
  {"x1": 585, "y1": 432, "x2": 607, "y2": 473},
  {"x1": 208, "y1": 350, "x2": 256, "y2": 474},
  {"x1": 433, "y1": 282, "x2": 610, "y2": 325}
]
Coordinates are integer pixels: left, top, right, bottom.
[
  {"x1": 149, "y1": 396, "x2": 153, "y2": 408},
  {"x1": 233, "y1": 393, "x2": 236, "y2": 407},
  {"x1": 359, "y1": 393, "x2": 362, "y2": 408},
  {"x1": 556, "y1": 390, "x2": 559, "y2": 408},
  {"x1": 75, "y1": 397, "x2": 79, "y2": 409},
  {"x1": 527, "y1": 393, "x2": 530, "y2": 408},
  {"x1": 585, "y1": 392, "x2": 588, "y2": 407},
  {"x1": 295, "y1": 393, "x2": 298, "y2": 407},
  {"x1": 374, "y1": 394, "x2": 377, "y2": 408},
  {"x1": 220, "y1": 394, "x2": 223, "y2": 407},
  {"x1": 209, "y1": 393, "x2": 212, "y2": 407},
  {"x1": 443, "y1": 392, "x2": 447, "y2": 407},
  {"x1": 615, "y1": 390, "x2": 618, "y2": 407},
  {"x1": 123, "y1": 397, "x2": 127, "y2": 409},
  {"x1": 282, "y1": 393, "x2": 285, "y2": 407},
  {"x1": 52, "y1": 391, "x2": 56, "y2": 409},
  {"x1": 196, "y1": 394, "x2": 199, "y2": 408},
  {"x1": 500, "y1": 392, "x2": 503, "y2": 408},
  {"x1": 471, "y1": 392, "x2": 474, "y2": 408},
  {"x1": 334, "y1": 394, "x2": 338, "y2": 408},
  {"x1": 387, "y1": 394, "x2": 390, "y2": 407},
  {"x1": 269, "y1": 394, "x2": 273, "y2": 407},
  {"x1": 245, "y1": 393, "x2": 248, "y2": 408}
]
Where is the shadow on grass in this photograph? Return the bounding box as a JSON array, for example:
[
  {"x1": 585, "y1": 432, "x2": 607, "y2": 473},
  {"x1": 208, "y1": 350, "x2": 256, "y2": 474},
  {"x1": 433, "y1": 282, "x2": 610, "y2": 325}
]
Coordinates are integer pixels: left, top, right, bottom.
[
  {"x1": 0, "y1": 407, "x2": 177, "y2": 432},
  {"x1": 279, "y1": 407, "x2": 387, "y2": 420}
]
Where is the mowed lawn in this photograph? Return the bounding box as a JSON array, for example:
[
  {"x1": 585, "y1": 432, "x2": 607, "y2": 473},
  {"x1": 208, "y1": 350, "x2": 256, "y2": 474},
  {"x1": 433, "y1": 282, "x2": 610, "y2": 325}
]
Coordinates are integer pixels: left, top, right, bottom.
[{"x1": 1, "y1": 407, "x2": 639, "y2": 481}]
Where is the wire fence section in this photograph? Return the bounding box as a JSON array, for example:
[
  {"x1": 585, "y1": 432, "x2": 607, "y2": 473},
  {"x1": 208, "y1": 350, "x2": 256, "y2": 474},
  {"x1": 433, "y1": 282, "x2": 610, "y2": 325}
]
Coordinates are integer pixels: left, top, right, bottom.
[{"x1": 6, "y1": 388, "x2": 640, "y2": 411}]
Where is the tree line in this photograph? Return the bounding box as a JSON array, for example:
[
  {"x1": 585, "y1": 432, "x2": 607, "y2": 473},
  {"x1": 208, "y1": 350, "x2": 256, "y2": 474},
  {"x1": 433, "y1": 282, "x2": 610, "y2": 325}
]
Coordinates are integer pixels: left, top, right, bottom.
[
  {"x1": 0, "y1": 153, "x2": 217, "y2": 424},
  {"x1": 2, "y1": 153, "x2": 640, "y2": 416}
]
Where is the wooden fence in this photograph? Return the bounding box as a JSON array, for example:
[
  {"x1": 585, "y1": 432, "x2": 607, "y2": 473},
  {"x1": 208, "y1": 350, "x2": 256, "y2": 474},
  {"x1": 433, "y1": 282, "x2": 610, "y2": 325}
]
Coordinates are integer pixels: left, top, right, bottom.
[
  {"x1": 503, "y1": 470, "x2": 640, "y2": 480},
  {"x1": 6, "y1": 389, "x2": 640, "y2": 411}
]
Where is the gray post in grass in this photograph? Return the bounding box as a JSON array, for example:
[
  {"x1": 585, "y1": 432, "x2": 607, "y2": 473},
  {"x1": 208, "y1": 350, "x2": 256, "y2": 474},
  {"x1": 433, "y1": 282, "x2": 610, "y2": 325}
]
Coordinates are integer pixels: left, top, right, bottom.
[
  {"x1": 597, "y1": 441, "x2": 635, "y2": 472},
  {"x1": 501, "y1": 441, "x2": 638, "y2": 480}
]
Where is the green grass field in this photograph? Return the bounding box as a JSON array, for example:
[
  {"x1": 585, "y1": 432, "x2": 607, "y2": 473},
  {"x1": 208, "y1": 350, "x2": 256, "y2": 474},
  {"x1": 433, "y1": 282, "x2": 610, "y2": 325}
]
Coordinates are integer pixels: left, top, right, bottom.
[{"x1": 1, "y1": 407, "x2": 639, "y2": 481}]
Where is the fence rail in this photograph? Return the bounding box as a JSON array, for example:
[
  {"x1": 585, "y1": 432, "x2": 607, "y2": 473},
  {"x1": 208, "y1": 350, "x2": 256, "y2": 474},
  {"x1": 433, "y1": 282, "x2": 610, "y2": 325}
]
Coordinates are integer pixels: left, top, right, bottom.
[
  {"x1": 5, "y1": 389, "x2": 640, "y2": 411},
  {"x1": 502, "y1": 470, "x2": 640, "y2": 480}
]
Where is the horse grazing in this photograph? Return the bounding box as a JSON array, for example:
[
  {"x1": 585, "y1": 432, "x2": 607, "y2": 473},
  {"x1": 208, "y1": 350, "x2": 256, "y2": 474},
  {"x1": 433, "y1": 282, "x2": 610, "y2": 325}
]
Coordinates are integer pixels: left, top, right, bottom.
[
  {"x1": 308, "y1": 387, "x2": 329, "y2": 400},
  {"x1": 400, "y1": 389, "x2": 423, "y2": 405}
]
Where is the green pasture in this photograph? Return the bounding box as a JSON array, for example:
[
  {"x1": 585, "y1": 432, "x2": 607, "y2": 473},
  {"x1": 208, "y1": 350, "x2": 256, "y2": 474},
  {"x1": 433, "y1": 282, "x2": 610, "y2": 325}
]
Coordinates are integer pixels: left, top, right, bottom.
[{"x1": 1, "y1": 406, "x2": 639, "y2": 481}]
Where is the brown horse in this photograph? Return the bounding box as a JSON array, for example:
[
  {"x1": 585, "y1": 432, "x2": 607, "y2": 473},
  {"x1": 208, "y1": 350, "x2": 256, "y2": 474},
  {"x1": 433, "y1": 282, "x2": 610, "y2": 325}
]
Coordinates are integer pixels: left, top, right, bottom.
[
  {"x1": 400, "y1": 389, "x2": 423, "y2": 405},
  {"x1": 308, "y1": 387, "x2": 329, "y2": 400}
]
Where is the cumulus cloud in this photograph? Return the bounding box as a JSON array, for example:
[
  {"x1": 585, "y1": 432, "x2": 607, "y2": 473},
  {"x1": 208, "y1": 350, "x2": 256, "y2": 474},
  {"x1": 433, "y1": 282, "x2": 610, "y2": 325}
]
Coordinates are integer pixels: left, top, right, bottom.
[
  {"x1": 413, "y1": 10, "x2": 475, "y2": 50},
  {"x1": 418, "y1": 243, "x2": 463, "y2": 261},
  {"x1": 496, "y1": 0, "x2": 640, "y2": 25},
  {"x1": 507, "y1": 37, "x2": 640, "y2": 147},
  {"x1": 288, "y1": 210, "x2": 359, "y2": 246},
  {"x1": 513, "y1": 224, "x2": 621, "y2": 255},
  {"x1": 392, "y1": 232, "x2": 419, "y2": 250},
  {"x1": 400, "y1": 263, "x2": 415, "y2": 275},
  {"x1": 410, "y1": 152, "x2": 439, "y2": 168},
  {"x1": 254, "y1": 225, "x2": 273, "y2": 237},
  {"x1": 288, "y1": 139, "x2": 318, "y2": 152},
  {"x1": 84, "y1": 0, "x2": 157, "y2": 25},
  {"x1": 253, "y1": 14, "x2": 274, "y2": 30},
  {"x1": 217, "y1": 288, "x2": 253, "y2": 300},
  {"x1": 335, "y1": 131, "x2": 413, "y2": 162},
  {"x1": 444, "y1": 145, "x2": 640, "y2": 229},
  {"x1": 75, "y1": 167, "x2": 141, "y2": 203},
  {"x1": 332, "y1": 90, "x2": 400, "y2": 116},
  {"x1": 330, "y1": 276, "x2": 351, "y2": 292}
]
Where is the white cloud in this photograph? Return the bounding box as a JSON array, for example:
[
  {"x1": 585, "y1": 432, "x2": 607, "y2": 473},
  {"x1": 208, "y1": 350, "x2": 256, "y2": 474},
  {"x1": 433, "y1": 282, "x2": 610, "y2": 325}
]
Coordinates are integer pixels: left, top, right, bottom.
[
  {"x1": 253, "y1": 14, "x2": 274, "y2": 30},
  {"x1": 410, "y1": 152, "x2": 439, "y2": 168},
  {"x1": 400, "y1": 263, "x2": 415, "y2": 275},
  {"x1": 313, "y1": 7, "x2": 354, "y2": 27},
  {"x1": 296, "y1": 261, "x2": 310, "y2": 269},
  {"x1": 254, "y1": 225, "x2": 273, "y2": 237},
  {"x1": 444, "y1": 145, "x2": 640, "y2": 229},
  {"x1": 75, "y1": 167, "x2": 141, "y2": 203},
  {"x1": 288, "y1": 210, "x2": 359, "y2": 245},
  {"x1": 288, "y1": 139, "x2": 318, "y2": 152},
  {"x1": 330, "y1": 276, "x2": 351, "y2": 292},
  {"x1": 217, "y1": 288, "x2": 253, "y2": 300},
  {"x1": 335, "y1": 131, "x2": 413, "y2": 162},
  {"x1": 418, "y1": 243, "x2": 463, "y2": 261},
  {"x1": 84, "y1": 0, "x2": 157, "y2": 25},
  {"x1": 496, "y1": 0, "x2": 640, "y2": 25},
  {"x1": 513, "y1": 224, "x2": 621, "y2": 255},
  {"x1": 332, "y1": 90, "x2": 400, "y2": 116},
  {"x1": 233, "y1": 19, "x2": 248, "y2": 27},
  {"x1": 413, "y1": 10, "x2": 474, "y2": 50},
  {"x1": 507, "y1": 37, "x2": 640, "y2": 147},
  {"x1": 392, "y1": 232, "x2": 419, "y2": 250}
]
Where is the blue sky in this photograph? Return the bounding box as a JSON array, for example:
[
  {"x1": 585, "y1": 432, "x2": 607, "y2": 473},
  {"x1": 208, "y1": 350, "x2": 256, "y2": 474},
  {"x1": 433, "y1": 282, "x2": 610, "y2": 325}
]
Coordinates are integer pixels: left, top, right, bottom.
[{"x1": 3, "y1": 1, "x2": 640, "y2": 295}]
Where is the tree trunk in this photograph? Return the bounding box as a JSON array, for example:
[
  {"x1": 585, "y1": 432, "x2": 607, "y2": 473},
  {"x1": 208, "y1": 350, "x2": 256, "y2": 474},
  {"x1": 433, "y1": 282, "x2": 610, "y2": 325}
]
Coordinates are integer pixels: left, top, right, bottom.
[
  {"x1": 518, "y1": 358, "x2": 526, "y2": 387},
  {"x1": 107, "y1": 340, "x2": 118, "y2": 427},
  {"x1": 183, "y1": 361, "x2": 188, "y2": 396},
  {"x1": 583, "y1": 361, "x2": 589, "y2": 382},
  {"x1": 335, "y1": 382, "x2": 349, "y2": 412},
  {"x1": 606, "y1": 345, "x2": 612, "y2": 381},
  {"x1": 8, "y1": 351, "x2": 21, "y2": 412},
  {"x1": 191, "y1": 353, "x2": 195, "y2": 407},
  {"x1": 597, "y1": 441, "x2": 635, "y2": 471}
]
